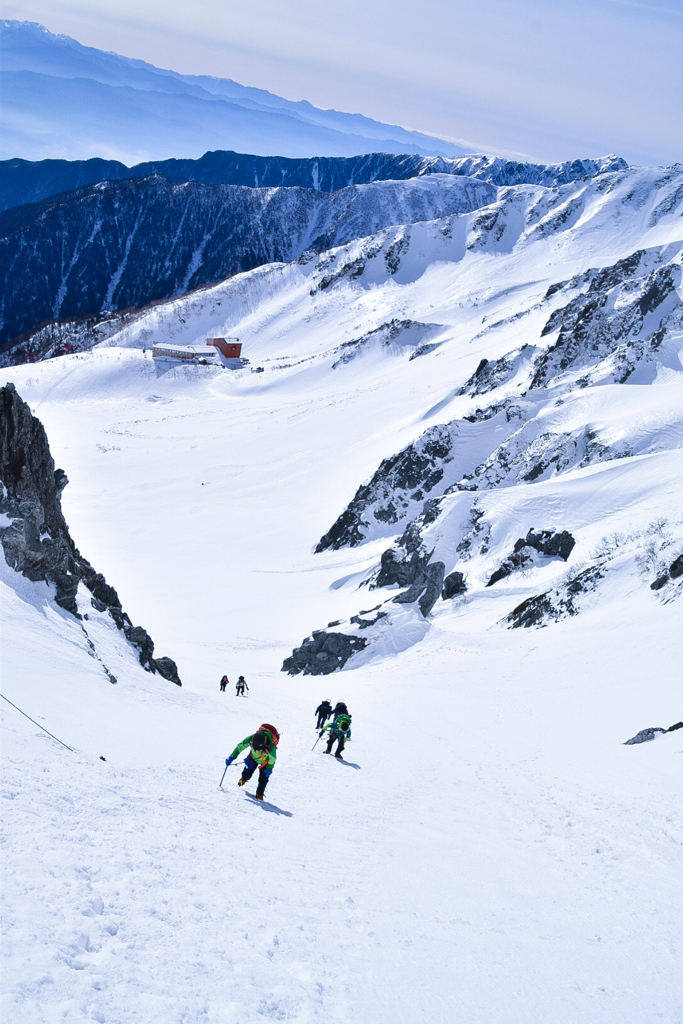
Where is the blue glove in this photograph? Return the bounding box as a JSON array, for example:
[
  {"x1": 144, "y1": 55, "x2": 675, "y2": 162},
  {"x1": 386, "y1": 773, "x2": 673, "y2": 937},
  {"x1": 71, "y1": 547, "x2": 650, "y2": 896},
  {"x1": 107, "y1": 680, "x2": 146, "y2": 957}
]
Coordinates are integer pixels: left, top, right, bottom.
[{"x1": 225, "y1": 756, "x2": 234, "y2": 766}]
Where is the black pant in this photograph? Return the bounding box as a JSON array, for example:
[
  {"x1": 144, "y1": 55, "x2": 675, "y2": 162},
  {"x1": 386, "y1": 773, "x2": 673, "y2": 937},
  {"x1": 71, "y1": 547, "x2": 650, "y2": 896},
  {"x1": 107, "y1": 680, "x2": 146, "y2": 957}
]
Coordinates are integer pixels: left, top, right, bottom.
[
  {"x1": 241, "y1": 759, "x2": 269, "y2": 798},
  {"x1": 220, "y1": 683, "x2": 226, "y2": 691},
  {"x1": 316, "y1": 714, "x2": 327, "y2": 729},
  {"x1": 325, "y1": 735, "x2": 345, "y2": 757}
]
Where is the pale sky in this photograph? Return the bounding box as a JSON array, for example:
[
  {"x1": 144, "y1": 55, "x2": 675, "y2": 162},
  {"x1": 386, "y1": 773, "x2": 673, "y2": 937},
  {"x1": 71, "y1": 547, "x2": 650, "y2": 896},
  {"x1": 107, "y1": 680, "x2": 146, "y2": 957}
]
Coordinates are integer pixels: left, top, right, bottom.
[{"x1": 4, "y1": 0, "x2": 682, "y2": 165}]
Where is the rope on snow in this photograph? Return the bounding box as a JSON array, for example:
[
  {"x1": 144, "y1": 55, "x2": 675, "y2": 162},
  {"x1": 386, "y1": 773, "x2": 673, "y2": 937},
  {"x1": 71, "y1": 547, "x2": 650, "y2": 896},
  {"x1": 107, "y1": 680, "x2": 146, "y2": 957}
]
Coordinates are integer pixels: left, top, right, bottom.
[{"x1": 0, "y1": 692, "x2": 74, "y2": 751}]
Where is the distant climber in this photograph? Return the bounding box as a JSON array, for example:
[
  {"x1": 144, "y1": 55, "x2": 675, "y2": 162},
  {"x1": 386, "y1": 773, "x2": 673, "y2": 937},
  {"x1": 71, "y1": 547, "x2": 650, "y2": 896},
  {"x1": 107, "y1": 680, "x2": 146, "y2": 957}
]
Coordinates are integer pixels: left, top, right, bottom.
[
  {"x1": 225, "y1": 723, "x2": 280, "y2": 801},
  {"x1": 236, "y1": 676, "x2": 249, "y2": 696},
  {"x1": 332, "y1": 700, "x2": 349, "y2": 720},
  {"x1": 219, "y1": 675, "x2": 228, "y2": 692},
  {"x1": 321, "y1": 713, "x2": 352, "y2": 759},
  {"x1": 315, "y1": 699, "x2": 333, "y2": 729}
]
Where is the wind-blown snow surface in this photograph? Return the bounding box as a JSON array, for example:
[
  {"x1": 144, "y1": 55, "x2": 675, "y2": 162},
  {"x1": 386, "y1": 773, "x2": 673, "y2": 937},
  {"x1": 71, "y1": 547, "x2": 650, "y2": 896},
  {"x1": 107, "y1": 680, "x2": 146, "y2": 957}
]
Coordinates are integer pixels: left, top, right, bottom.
[{"x1": 2, "y1": 161, "x2": 683, "y2": 1022}]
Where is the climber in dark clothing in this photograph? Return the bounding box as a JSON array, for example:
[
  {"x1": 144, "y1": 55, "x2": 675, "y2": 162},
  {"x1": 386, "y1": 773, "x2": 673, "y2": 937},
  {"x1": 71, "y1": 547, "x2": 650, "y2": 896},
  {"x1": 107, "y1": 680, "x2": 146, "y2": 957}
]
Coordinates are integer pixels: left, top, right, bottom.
[
  {"x1": 220, "y1": 675, "x2": 228, "y2": 692},
  {"x1": 321, "y1": 714, "x2": 352, "y2": 759},
  {"x1": 315, "y1": 700, "x2": 333, "y2": 730},
  {"x1": 332, "y1": 701, "x2": 349, "y2": 720},
  {"x1": 236, "y1": 676, "x2": 249, "y2": 696}
]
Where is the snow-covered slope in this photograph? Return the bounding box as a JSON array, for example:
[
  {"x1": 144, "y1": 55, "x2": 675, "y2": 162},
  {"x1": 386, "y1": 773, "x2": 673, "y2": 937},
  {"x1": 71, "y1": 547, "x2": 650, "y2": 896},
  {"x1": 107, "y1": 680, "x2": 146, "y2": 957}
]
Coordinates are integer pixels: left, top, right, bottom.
[
  {"x1": 0, "y1": 173, "x2": 497, "y2": 347},
  {"x1": 0, "y1": 20, "x2": 469, "y2": 163},
  {"x1": 0, "y1": 156, "x2": 628, "y2": 354},
  {"x1": 1, "y1": 159, "x2": 682, "y2": 1022}
]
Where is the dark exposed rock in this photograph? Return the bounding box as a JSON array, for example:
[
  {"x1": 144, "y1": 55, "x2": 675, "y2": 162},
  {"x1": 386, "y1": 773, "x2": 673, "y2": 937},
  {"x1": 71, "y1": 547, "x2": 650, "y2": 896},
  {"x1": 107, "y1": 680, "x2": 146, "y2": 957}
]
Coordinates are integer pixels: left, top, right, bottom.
[
  {"x1": 459, "y1": 346, "x2": 534, "y2": 398},
  {"x1": 282, "y1": 632, "x2": 368, "y2": 675},
  {"x1": 670, "y1": 554, "x2": 683, "y2": 579},
  {"x1": 154, "y1": 657, "x2": 182, "y2": 686},
  {"x1": 531, "y1": 250, "x2": 681, "y2": 389},
  {"x1": 375, "y1": 546, "x2": 430, "y2": 589},
  {"x1": 624, "y1": 721, "x2": 683, "y2": 744},
  {"x1": 487, "y1": 529, "x2": 576, "y2": 587},
  {"x1": 442, "y1": 572, "x2": 467, "y2": 599},
  {"x1": 650, "y1": 552, "x2": 683, "y2": 590},
  {"x1": 369, "y1": 502, "x2": 447, "y2": 616},
  {"x1": 0, "y1": 383, "x2": 180, "y2": 684},
  {"x1": 506, "y1": 564, "x2": 604, "y2": 628},
  {"x1": 394, "y1": 560, "x2": 445, "y2": 617},
  {"x1": 316, "y1": 425, "x2": 456, "y2": 551},
  {"x1": 350, "y1": 610, "x2": 388, "y2": 629},
  {"x1": 624, "y1": 727, "x2": 667, "y2": 745},
  {"x1": 331, "y1": 319, "x2": 443, "y2": 368},
  {"x1": 522, "y1": 529, "x2": 576, "y2": 560},
  {"x1": 504, "y1": 592, "x2": 553, "y2": 628}
]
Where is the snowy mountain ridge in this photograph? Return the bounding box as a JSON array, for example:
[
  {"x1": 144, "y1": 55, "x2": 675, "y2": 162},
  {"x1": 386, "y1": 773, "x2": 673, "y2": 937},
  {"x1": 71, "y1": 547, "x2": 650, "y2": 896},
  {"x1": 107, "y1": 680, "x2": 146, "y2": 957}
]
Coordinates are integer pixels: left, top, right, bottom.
[
  {"x1": 0, "y1": 150, "x2": 627, "y2": 212},
  {"x1": 0, "y1": 154, "x2": 628, "y2": 355},
  {"x1": 4, "y1": 159, "x2": 677, "y2": 670}
]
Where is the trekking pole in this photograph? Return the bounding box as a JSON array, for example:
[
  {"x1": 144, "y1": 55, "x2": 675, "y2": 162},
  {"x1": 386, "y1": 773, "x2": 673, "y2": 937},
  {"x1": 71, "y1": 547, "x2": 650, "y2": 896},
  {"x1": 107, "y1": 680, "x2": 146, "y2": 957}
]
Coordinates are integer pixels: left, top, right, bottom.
[
  {"x1": 312, "y1": 733, "x2": 323, "y2": 752},
  {"x1": 219, "y1": 765, "x2": 228, "y2": 788}
]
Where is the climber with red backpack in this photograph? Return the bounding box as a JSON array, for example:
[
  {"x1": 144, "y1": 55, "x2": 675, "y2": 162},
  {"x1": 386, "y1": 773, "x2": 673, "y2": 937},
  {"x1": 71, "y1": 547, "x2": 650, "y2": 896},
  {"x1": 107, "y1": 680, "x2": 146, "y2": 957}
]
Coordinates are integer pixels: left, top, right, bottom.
[{"x1": 225, "y1": 723, "x2": 280, "y2": 800}]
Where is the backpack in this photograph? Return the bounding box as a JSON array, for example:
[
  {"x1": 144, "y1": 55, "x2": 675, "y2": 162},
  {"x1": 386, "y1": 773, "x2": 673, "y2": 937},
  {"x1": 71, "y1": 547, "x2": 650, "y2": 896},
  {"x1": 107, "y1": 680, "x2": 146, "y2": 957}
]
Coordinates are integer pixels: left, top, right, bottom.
[
  {"x1": 335, "y1": 714, "x2": 351, "y2": 733},
  {"x1": 259, "y1": 723, "x2": 280, "y2": 746}
]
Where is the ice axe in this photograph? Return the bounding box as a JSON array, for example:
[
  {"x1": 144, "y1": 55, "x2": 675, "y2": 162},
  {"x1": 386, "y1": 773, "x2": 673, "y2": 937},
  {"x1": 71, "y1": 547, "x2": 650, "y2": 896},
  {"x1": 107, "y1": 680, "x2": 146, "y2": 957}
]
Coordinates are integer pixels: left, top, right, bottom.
[
  {"x1": 312, "y1": 732, "x2": 324, "y2": 752},
  {"x1": 220, "y1": 760, "x2": 241, "y2": 787}
]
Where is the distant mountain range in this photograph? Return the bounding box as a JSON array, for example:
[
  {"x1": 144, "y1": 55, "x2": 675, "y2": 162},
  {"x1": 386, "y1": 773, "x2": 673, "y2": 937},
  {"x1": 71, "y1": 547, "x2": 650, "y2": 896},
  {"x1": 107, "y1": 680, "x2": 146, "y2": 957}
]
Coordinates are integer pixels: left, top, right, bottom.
[
  {"x1": 0, "y1": 151, "x2": 626, "y2": 212},
  {"x1": 0, "y1": 20, "x2": 469, "y2": 163}
]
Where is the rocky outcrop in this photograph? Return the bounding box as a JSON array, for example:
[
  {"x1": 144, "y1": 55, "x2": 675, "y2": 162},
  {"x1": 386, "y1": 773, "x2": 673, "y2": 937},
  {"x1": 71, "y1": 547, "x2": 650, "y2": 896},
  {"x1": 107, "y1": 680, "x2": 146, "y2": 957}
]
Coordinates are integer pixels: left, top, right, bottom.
[
  {"x1": 531, "y1": 249, "x2": 681, "y2": 389},
  {"x1": 314, "y1": 409, "x2": 507, "y2": 551},
  {"x1": 442, "y1": 571, "x2": 467, "y2": 599},
  {"x1": 282, "y1": 631, "x2": 368, "y2": 675},
  {"x1": 394, "y1": 559, "x2": 445, "y2": 617},
  {"x1": 486, "y1": 529, "x2": 575, "y2": 587},
  {"x1": 650, "y1": 552, "x2": 683, "y2": 591},
  {"x1": 505, "y1": 564, "x2": 603, "y2": 628},
  {"x1": 624, "y1": 721, "x2": 683, "y2": 744},
  {"x1": 0, "y1": 383, "x2": 180, "y2": 684},
  {"x1": 2, "y1": 309, "x2": 140, "y2": 368},
  {"x1": 330, "y1": 320, "x2": 443, "y2": 368},
  {"x1": 375, "y1": 546, "x2": 432, "y2": 590}
]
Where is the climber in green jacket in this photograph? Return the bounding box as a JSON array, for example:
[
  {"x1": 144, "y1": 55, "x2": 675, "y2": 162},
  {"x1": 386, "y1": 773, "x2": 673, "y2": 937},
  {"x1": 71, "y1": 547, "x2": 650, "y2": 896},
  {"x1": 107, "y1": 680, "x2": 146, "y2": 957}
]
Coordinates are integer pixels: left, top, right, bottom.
[
  {"x1": 320, "y1": 714, "x2": 351, "y2": 759},
  {"x1": 225, "y1": 723, "x2": 280, "y2": 800}
]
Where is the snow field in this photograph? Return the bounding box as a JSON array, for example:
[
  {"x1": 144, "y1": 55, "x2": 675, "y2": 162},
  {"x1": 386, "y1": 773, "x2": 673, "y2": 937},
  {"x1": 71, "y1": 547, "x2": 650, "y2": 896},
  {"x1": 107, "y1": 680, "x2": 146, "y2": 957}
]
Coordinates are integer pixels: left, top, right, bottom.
[{"x1": 2, "y1": 572, "x2": 682, "y2": 1022}]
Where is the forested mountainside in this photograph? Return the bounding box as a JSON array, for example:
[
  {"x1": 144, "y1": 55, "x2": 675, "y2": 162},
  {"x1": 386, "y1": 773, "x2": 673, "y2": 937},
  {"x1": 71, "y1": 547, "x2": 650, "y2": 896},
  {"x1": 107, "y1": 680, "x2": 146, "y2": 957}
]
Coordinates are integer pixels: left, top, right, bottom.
[{"x1": 0, "y1": 151, "x2": 626, "y2": 211}]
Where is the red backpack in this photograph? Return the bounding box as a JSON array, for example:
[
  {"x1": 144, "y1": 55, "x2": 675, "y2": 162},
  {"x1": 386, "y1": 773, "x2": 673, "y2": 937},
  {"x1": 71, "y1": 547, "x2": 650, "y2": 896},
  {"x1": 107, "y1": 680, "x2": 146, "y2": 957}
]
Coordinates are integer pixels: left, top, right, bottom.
[{"x1": 259, "y1": 723, "x2": 280, "y2": 746}]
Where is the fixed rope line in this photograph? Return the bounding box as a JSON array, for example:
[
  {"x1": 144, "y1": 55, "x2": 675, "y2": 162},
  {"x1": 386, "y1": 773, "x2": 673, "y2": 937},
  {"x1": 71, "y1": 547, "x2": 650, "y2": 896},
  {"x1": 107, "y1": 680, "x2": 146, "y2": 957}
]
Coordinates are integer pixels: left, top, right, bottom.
[{"x1": 0, "y1": 693, "x2": 74, "y2": 751}]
